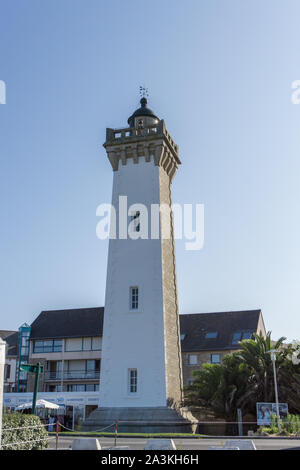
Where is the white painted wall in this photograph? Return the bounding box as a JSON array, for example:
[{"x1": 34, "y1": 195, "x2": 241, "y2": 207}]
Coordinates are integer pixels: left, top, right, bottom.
[
  {"x1": 99, "y1": 156, "x2": 167, "y2": 407},
  {"x1": 5, "y1": 358, "x2": 16, "y2": 388}
]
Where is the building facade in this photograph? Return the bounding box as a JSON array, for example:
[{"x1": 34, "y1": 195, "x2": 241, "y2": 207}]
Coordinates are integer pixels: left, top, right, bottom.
[
  {"x1": 2, "y1": 308, "x2": 266, "y2": 431},
  {"x1": 180, "y1": 310, "x2": 266, "y2": 385},
  {"x1": 27, "y1": 308, "x2": 104, "y2": 394},
  {"x1": 8, "y1": 307, "x2": 266, "y2": 394}
]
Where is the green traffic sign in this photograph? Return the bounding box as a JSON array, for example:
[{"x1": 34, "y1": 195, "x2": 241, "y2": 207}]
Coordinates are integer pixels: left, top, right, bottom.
[
  {"x1": 20, "y1": 363, "x2": 44, "y2": 374},
  {"x1": 19, "y1": 362, "x2": 44, "y2": 415}
]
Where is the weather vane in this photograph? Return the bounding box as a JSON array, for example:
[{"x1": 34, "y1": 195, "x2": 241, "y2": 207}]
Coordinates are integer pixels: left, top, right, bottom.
[{"x1": 139, "y1": 86, "x2": 149, "y2": 99}]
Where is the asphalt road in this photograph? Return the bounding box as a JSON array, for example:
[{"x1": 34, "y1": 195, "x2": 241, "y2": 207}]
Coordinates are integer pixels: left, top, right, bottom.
[{"x1": 48, "y1": 436, "x2": 300, "y2": 451}]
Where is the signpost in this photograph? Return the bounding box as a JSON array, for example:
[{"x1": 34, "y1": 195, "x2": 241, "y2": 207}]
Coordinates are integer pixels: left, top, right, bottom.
[
  {"x1": 19, "y1": 363, "x2": 44, "y2": 415},
  {"x1": 237, "y1": 408, "x2": 243, "y2": 436}
]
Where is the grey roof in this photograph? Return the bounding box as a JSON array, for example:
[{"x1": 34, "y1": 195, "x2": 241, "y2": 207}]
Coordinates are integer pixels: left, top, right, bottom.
[
  {"x1": 29, "y1": 307, "x2": 263, "y2": 353},
  {"x1": 0, "y1": 330, "x2": 18, "y2": 356},
  {"x1": 179, "y1": 310, "x2": 262, "y2": 352},
  {"x1": 30, "y1": 307, "x2": 104, "y2": 340}
]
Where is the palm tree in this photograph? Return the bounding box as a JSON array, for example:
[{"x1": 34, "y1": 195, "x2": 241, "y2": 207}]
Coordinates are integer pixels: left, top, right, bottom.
[
  {"x1": 184, "y1": 332, "x2": 289, "y2": 420},
  {"x1": 236, "y1": 332, "x2": 286, "y2": 409},
  {"x1": 211, "y1": 353, "x2": 251, "y2": 420},
  {"x1": 184, "y1": 353, "x2": 250, "y2": 420}
]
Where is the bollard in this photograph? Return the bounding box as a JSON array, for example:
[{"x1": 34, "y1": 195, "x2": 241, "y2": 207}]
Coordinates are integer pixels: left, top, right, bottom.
[
  {"x1": 56, "y1": 422, "x2": 59, "y2": 450},
  {"x1": 0, "y1": 338, "x2": 6, "y2": 450},
  {"x1": 237, "y1": 408, "x2": 243, "y2": 436},
  {"x1": 114, "y1": 420, "x2": 118, "y2": 448}
]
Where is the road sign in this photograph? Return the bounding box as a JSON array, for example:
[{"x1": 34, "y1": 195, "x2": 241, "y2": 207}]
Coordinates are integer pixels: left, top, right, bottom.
[
  {"x1": 19, "y1": 363, "x2": 44, "y2": 414},
  {"x1": 20, "y1": 363, "x2": 44, "y2": 374}
]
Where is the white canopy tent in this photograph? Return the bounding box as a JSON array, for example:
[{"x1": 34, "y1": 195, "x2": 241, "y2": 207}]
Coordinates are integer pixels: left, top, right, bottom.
[{"x1": 15, "y1": 399, "x2": 60, "y2": 411}]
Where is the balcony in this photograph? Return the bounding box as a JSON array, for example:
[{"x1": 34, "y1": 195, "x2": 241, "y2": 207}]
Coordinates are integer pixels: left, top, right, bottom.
[
  {"x1": 105, "y1": 121, "x2": 179, "y2": 155},
  {"x1": 44, "y1": 370, "x2": 100, "y2": 381},
  {"x1": 106, "y1": 122, "x2": 157, "y2": 140}
]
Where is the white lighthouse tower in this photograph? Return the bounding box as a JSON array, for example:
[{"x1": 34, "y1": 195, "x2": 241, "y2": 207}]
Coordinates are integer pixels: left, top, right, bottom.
[{"x1": 85, "y1": 97, "x2": 193, "y2": 432}]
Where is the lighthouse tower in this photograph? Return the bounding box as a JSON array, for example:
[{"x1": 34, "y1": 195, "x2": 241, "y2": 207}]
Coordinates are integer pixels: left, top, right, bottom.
[{"x1": 85, "y1": 98, "x2": 193, "y2": 432}]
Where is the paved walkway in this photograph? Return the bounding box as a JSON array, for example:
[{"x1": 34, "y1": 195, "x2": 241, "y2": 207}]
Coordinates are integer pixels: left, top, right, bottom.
[{"x1": 49, "y1": 436, "x2": 300, "y2": 451}]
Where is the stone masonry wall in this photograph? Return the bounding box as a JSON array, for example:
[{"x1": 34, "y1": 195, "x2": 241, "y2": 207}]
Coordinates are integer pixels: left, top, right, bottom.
[{"x1": 159, "y1": 166, "x2": 183, "y2": 406}]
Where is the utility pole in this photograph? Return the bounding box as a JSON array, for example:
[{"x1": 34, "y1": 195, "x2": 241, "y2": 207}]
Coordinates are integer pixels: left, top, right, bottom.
[{"x1": 269, "y1": 350, "x2": 281, "y2": 433}]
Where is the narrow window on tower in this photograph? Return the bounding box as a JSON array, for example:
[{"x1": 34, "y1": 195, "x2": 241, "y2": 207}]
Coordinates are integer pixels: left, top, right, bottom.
[
  {"x1": 130, "y1": 211, "x2": 140, "y2": 232},
  {"x1": 130, "y1": 286, "x2": 139, "y2": 310},
  {"x1": 128, "y1": 368, "x2": 137, "y2": 393}
]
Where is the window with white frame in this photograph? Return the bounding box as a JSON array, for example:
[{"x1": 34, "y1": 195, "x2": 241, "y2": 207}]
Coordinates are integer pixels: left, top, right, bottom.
[
  {"x1": 211, "y1": 354, "x2": 221, "y2": 364},
  {"x1": 188, "y1": 354, "x2": 198, "y2": 365},
  {"x1": 130, "y1": 286, "x2": 139, "y2": 310},
  {"x1": 128, "y1": 368, "x2": 138, "y2": 393}
]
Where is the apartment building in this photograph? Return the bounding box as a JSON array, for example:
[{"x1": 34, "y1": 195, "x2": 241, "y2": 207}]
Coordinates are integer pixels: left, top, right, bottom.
[
  {"x1": 27, "y1": 308, "x2": 104, "y2": 393},
  {"x1": 28, "y1": 307, "x2": 266, "y2": 392},
  {"x1": 180, "y1": 309, "x2": 266, "y2": 385},
  {"x1": 3, "y1": 307, "x2": 266, "y2": 393}
]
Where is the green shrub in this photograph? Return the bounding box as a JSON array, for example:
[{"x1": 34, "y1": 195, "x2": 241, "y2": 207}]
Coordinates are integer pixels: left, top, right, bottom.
[
  {"x1": 2, "y1": 413, "x2": 49, "y2": 450},
  {"x1": 269, "y1": 414, "x2": 279, "y2": 434},
  {"x1": 257, "y1": 414, "x2": 279, "y2": 435},
  {"x1": 282, "y1": 414, "x2": 300, "y2": 434},
  {"x1": 257, "y1": 426, "x2": 273, "y2": 435},
  {"x1": 257, "y1": 414, "x2": 300, "y2": 436}
]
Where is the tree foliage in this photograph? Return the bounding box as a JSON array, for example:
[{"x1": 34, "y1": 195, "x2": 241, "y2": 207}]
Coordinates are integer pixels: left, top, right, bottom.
[{"x1": 184, "y1": 332, "x2": 300, "y2": 420}]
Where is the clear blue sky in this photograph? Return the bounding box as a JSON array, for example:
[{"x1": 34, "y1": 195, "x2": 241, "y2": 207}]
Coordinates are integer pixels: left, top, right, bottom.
[{"x1": 1, "y1": 0, "x2": 299, "y2": 341}]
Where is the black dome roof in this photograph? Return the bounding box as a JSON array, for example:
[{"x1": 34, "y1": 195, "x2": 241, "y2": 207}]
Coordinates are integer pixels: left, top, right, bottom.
[{"x1": 127, "y1": 98, "x2": 159, "y2": 127}]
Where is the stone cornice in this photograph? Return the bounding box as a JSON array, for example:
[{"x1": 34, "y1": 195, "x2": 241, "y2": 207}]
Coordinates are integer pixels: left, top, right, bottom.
[{"x1": 103, "y1": 120, "x2": 180, "y2": 180}]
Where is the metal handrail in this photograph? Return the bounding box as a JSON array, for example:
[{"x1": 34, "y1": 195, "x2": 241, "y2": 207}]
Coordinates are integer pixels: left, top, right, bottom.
[{"x1": 44, "y1": 370, "x2": 100, "y2": 381}]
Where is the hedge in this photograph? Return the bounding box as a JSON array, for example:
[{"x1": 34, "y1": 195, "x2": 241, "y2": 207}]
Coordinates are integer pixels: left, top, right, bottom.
[{"x1": 2, "y1": 413, "x2": 49, "y2": 450}]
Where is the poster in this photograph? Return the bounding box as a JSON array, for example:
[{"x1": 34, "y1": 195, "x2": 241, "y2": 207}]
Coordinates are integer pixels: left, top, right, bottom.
[{"x1": 256, "y1": 402, "x2": 288, "y2": 425}]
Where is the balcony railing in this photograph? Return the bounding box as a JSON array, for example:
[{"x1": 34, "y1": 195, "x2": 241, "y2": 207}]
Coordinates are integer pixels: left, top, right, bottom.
[
  {"x1": 105, "y1": 121, "x2": 179, "y2": 155},
  {"x1": 106, "y1": 124, "x2": 160, "y2": 142},
  {"x1": 44, "y1": 370, "x2": 100, "y2": 381}
]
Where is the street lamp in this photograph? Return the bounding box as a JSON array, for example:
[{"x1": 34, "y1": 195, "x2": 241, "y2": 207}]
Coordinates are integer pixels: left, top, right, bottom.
[{"x1": 268, "y1": 349, "x2": 281, "y2": 433}]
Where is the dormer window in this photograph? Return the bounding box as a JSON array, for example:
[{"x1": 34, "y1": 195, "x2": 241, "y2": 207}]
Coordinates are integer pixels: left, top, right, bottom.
[
  {"x1": 205, "y1": 331, "x2": 218, "y2": 339},
  {"x1": 232, "y1": 330, "x2": 252, "y2": 345}
]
